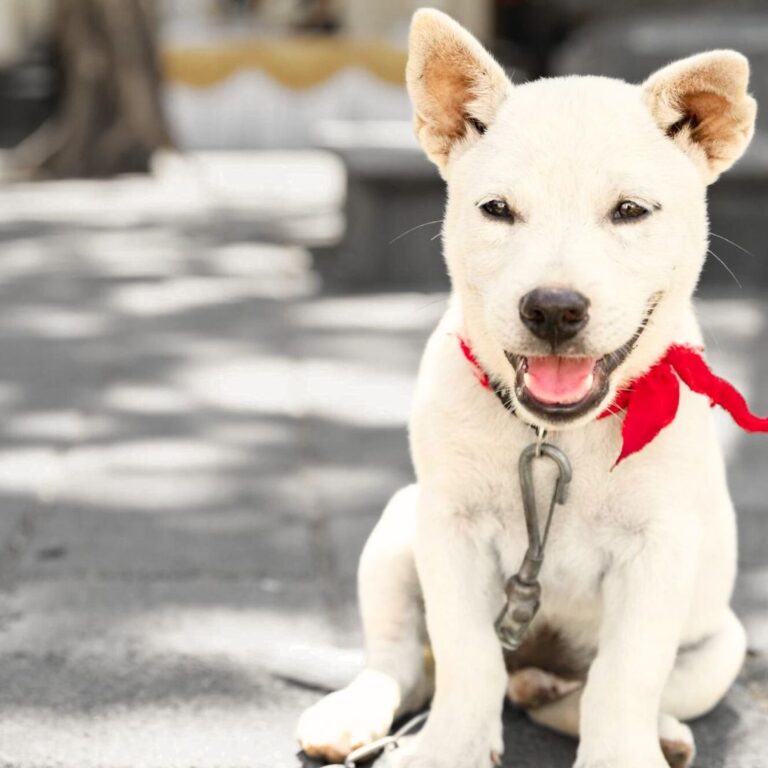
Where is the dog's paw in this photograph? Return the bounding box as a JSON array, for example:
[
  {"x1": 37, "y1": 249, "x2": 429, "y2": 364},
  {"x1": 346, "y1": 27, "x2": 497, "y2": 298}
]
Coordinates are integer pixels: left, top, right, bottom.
[
  {"x1": 507, "y1": 667, "x2": 583, "y2": 709},
  {"x1": 574, "y1": 715, "x2": 695, "y2": 768},
  {"x1": 659, "y1": 714, "x2": 695, "y2": 768},
  {"x1": 390, "y1": 713, "x2": 502, "y2": 768},
  {"x1": 575, "y1": 762, "x2": 665, "y2": 768},
  {"x1": 574, "y1": 755, "x2": 669, "y2": 768},
  {"x1": 391, "y1": 745, "x2": 500, "y2": 768},
  {"x1": 296, "y1": 674, "x2": 398, "y2": 762}
]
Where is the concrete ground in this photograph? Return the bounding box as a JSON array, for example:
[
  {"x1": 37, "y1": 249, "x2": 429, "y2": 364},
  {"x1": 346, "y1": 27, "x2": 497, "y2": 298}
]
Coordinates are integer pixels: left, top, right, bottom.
[{"x1": 0, "y1": 152, "x2": 766, "y2": 768}]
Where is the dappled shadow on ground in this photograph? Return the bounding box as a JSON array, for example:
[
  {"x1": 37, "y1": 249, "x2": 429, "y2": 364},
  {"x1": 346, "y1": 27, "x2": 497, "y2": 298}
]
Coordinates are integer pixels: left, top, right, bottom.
[
  {"x1": 0, "y1": 197, "x2": 447, "y2": 764},
  {"x1": 0, "y1": 178, "x2": 766, "y2": 766}
]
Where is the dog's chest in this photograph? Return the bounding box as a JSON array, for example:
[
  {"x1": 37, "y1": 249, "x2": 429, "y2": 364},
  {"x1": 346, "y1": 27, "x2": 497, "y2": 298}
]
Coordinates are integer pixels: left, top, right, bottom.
[
  {"x1": 490, "y1": 449, "x2": 617, "y2": 626},
  {"x1": 497, "y1": 499, "x2": 606, "y2": 596}
]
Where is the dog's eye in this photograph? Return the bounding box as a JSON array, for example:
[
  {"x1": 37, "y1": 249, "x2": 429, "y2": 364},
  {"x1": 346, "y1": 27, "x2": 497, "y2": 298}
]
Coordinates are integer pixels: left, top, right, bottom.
[
  {"x1": 613, "y1": 200, "x2": 650, "y2": 222},
  {"x1": 479, "y1": 199, "x2": 514, "y2": 221}
]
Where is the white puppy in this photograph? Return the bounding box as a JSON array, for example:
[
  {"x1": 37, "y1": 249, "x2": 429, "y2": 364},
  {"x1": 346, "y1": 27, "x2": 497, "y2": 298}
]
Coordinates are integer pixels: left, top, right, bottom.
[{"x1": 298, "y1": 9, "x2": 757, "y2": 768}]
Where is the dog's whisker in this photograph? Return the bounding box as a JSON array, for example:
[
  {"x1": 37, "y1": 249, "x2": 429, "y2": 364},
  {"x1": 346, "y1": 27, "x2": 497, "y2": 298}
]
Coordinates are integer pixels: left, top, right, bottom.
[
  {"x1": 701, "y1": 324, "x2": 722, "y2": 353},
  {"x1": 431, "y1": 232, "x2": 442, "y2": 241},
  {"x1": 710, "y1": 231, "x2": 756, "y2": 259},
  {"x1": 389, "y1": 219, "x2": 443, "y2": 245},
  {"x1": 707, "y1": 248, "x2": 742, "y2": 289},
  {"x1": 414, "y1": 296, "x2": 448, "y2": 313}
]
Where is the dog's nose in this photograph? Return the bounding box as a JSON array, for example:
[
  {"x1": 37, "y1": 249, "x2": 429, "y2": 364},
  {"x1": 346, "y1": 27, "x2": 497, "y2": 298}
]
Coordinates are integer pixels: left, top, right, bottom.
[{"x1": 519, "y1": 288, "x2": 590, "y2": 344}]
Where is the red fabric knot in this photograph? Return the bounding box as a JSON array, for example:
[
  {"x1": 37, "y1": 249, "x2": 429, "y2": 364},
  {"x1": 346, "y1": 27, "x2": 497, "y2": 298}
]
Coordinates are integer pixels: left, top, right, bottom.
[
  {"x1": 605, "y1": 343, "x2": 768, "y2": 465},
  {"x1": 455, "y1": 336, "x2": 768, "y2": 466}
]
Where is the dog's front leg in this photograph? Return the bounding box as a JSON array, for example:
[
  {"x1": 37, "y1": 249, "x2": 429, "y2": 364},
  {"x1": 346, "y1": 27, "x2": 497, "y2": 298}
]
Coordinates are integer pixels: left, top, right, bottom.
[
  {"x1": 576, "y1": 519, "x2": 698, "y2": 768},
  {"x1": 405, "y1": 489, "x2": 507, "y2": 768}
]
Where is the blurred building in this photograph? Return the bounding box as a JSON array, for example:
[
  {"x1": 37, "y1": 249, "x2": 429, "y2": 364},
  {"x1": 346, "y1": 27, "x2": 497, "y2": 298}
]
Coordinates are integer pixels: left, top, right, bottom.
[
  {"x1": 155, "y1": 0, "x2": 768, "y2": 150},
  {"x1": 146, "y1": 0, "x2": 768, "y2": 293},
  {"x1": 2, "y1": 0, "x2": 767, "y2": 152}
]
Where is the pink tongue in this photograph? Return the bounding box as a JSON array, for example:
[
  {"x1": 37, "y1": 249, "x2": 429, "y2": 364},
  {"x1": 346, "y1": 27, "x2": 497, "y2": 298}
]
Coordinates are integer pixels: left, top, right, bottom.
[{"x1": 524, "y1": 357, "x2": 596, "y2": 405}]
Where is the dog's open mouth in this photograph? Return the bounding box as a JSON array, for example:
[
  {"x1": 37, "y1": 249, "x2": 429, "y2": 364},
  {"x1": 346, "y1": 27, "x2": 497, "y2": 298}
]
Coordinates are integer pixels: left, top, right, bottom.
[
  {"x1": 507, "y1": 354, "x2": 611, "y2": 420},
  {"x1": 505, "y1": 296, "x2": 660, "y2": 422}
]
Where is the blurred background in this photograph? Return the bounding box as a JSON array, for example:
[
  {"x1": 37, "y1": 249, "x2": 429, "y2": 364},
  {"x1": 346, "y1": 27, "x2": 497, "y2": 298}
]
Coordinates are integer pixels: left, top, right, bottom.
[{"x1": 0, "y1": 1, "x2": 767, "y2": 767}]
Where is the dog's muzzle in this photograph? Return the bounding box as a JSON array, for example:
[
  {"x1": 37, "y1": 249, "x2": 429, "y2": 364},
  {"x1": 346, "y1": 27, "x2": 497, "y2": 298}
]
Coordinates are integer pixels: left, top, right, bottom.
[{"x1": 506, "y1": 294, "x2": 661, "y2": 424}]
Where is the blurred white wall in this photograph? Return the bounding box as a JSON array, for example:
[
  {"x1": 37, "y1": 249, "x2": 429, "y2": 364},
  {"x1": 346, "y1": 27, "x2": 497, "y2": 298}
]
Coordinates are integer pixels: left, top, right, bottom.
[
  {"x1": 165, "y1": 68, "x2": 410, "y2": 149},
  {"x1": 159, "y1": 0, "x2": 492, "y2": 149}
]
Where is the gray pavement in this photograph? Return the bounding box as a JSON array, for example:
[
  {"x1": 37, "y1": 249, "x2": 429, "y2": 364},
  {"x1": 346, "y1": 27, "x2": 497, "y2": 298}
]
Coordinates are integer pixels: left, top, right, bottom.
[{"x1": 0, "y1": 152, "x2": 765, "y2": 767}]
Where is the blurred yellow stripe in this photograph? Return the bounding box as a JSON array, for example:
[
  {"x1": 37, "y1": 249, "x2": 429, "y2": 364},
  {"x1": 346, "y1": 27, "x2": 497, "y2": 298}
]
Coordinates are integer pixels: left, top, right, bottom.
[{"x1": 162, "y1": 38, "x2": 407, "y2": 89}]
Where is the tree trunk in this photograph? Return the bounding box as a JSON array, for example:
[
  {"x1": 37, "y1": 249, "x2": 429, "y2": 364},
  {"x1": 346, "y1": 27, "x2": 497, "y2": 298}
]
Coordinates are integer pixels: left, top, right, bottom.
[{"x1": 15, "y1": 0, "x2": 172, "y2": 178}]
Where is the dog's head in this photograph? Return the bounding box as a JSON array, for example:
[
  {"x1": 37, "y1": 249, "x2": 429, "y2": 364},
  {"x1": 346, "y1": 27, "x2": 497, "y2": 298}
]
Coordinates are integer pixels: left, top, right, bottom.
[{"x1": 406, "y1": 9, "x2": 757, "y2": 429}]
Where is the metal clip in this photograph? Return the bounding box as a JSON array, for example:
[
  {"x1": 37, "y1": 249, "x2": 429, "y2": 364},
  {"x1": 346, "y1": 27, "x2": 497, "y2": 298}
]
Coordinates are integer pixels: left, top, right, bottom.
[
  {"x1": 322, "y1": 711, "x2": 429, "y2": 768},
  {"x1": 496, "y1": 442, "x2": 572, "y2": 651}
]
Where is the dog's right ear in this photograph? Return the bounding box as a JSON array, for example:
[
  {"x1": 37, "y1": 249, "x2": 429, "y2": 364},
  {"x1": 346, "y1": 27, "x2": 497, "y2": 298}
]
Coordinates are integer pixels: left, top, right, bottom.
[{"x1": 406, "y1": 9, "x2": 512, "y2": 173}]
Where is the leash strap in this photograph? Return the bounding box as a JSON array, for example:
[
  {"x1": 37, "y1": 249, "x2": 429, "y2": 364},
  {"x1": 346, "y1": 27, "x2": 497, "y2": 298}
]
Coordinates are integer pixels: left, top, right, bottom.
[
  {"x1": 495, "y1": 441, "x2": 572, "y2": 651},
  {"x1": 319, "y1": 444, "x2": 572, "y2": 765}
]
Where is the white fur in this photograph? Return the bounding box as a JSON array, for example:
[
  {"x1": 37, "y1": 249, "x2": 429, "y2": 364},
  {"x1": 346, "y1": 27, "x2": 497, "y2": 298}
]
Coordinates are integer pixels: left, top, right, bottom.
[{"x1": 298, "y1": 9, "x2": 756, "y2": 768}]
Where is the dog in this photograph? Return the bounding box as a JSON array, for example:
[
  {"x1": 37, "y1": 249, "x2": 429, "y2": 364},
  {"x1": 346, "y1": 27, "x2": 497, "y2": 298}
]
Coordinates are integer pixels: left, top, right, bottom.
[{"x1": 297, "y1": 9, "x2": 757, "y2": 767}]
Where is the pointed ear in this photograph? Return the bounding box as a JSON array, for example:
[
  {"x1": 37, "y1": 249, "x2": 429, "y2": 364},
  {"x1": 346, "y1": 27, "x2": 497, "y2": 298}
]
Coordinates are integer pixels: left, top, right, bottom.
[
  {"x1": 642, "y1": 50, "x2": 757, "y2": 184},
  {"x1": 406, "y1": 9, "x2": 512, "y2": 172}
]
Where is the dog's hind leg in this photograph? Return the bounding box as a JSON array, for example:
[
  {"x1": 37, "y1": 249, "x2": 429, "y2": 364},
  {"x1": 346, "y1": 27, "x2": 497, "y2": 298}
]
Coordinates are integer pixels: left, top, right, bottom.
[
  {"x1": 297, "y1": 484, "x2": 430, "y2": 763},
  {"x1": 515, "y1": 611, "x2": 745, "y2": 768},
  {"x1": 661, "y1": 608, "x2": 746, "y2": 721},
  {"x1": 521, "y1": 685, "x2": 695, "y2": 768}
]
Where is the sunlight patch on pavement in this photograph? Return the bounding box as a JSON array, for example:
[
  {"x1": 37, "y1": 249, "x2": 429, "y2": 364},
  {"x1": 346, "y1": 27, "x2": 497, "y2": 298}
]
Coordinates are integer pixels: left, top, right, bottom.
[
  {"x1": 304, "y1": 358, "x2": 414, "y2": 426},
  {"x1": 140, "y1": 332, "x2": 262, "y2": 362},
  {"x1": 46, "y1": 439, "x2": 250, "y2": 510},
  {"x1": 103, "y1": 384, "x2": 198, "y2": 415},
  {"x1": 63, "y1": 439, "x2": 247, "y2": 472},
  {"x1": 0, "y1": 448, "x2": 65, "y2": 500},
  {"x1": 54, "y1": 471, "x2": 236, "y2": 511},
  {"x1": 109, "y1": 268, "x2": 316, "y2": 315},
  {"x1": 3, "y1": 410, "x2": 115, "y2": 442},
  {"x1": 0, "y1": 305, "x2": 115, "y2": 338},
  {"x1": 176, "y1": 355, "x2": 414, "y2": 426},
  {"x1": 0, "y1": 707, "x2": 271, "y2": 768},
  {"x1": 209, "y1": 242, "x2": 312, "y2": 278},
  {"x1": 128, "y1": 603, "x2": 347, "y2": 669},
  {"x1": 293, "y1": 292, "x2": 447, "y2": 331},
  {"x1": 108, "y1": 277, "x2": 256, "y2": 316},
  {"x1": 206, "y1": 420, "x2": 298, "y2": 448},
  {"x1": 177, "y1": 356, "x2": 304, "y2": 416},
  {"x1": 79, "y1": 229, "x2": 190, "y2": 279}
]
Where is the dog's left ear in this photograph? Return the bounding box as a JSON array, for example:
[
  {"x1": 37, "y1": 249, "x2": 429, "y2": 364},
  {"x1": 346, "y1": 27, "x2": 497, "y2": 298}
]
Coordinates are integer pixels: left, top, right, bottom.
[
  {"x1": 643, "y1": 51, "x2": 757, "y2": 184},
  {"x1": 406, "y1": 9, "x2": 512, "y2": 174}
]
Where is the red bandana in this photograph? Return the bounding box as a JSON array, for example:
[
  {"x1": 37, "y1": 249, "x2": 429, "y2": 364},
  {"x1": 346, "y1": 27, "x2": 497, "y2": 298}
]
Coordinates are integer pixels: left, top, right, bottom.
[{"x1": 457, "y1": 337, "x2": 768, "y2": 466}]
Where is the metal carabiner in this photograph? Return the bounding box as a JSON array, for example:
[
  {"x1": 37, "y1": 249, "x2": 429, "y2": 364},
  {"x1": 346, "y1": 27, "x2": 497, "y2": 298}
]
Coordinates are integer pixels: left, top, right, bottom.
[
  {"x1": 496, "y1": 441, "x2": 572, "y2": 652},
  {"x1": 321, "y1": 711, "x2": 429, "y2": 768},
  {"x1": 519, "y1": 442, "x2": 572, "y2": 552}
]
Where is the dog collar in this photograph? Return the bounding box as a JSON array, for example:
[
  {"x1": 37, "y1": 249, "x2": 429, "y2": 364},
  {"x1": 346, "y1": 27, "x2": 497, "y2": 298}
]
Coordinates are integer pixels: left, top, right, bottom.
[{"x1": 457, "y1": 335, "x2": 768, "y2": 465}]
